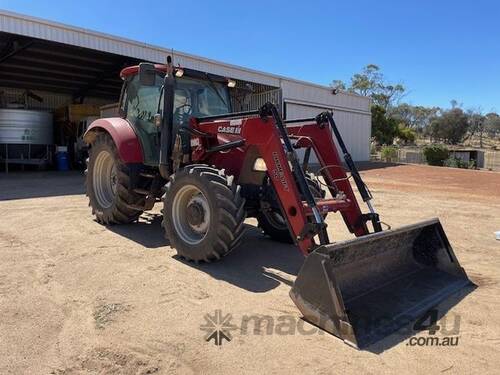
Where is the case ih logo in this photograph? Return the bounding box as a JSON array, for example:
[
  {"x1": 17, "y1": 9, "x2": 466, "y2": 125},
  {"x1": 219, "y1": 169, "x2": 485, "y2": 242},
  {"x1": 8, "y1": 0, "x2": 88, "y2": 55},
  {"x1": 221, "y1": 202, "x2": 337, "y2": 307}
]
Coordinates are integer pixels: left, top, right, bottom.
[
  {"x1": 272, "y1": 151, "x2": 289, "y2": 191},
  {"x1": 217, "y1": 119, "x2": 242, "y2": 135}
]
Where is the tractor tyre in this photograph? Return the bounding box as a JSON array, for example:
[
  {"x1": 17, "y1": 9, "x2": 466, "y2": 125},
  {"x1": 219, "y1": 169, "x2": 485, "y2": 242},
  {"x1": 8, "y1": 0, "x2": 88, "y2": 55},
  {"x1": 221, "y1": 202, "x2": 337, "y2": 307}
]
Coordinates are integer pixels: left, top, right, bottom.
[
  {"x1": 162, "y1": 164, "x2": 246, "y2": 262},
  {"x1": 258, "y1": 173, "x2": 325, "y2": 243},
  {"x1": 85, "y1": 132, "x2": 144, "y2": 224}
]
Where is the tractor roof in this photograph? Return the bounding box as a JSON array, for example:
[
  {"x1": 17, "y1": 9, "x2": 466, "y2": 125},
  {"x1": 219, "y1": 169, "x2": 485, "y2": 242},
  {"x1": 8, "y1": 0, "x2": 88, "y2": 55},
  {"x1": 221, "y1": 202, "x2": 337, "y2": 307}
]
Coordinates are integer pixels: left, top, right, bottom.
[
  {"x1": 120, "y1": 64, "x2": 169, "y2": 80},
  {"x1": 120, "y1": 63, "x2": 234, "y2": 85}
]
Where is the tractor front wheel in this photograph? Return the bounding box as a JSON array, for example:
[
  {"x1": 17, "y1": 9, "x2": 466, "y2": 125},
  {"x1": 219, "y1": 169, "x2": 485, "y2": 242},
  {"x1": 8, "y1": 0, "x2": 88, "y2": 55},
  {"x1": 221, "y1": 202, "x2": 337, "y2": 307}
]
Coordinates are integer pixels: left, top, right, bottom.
[
  {"x1": 257, "y1": 174, "x2": 325, "y2": 243},
  {"x1": 162, "y1": 165, "x2": 246, "y2": 262}
]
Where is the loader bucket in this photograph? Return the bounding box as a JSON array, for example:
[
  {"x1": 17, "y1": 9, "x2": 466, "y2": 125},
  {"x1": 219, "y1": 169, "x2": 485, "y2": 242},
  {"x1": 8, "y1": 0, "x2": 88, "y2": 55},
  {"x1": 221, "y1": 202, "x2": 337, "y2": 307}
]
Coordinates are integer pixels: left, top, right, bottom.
[{"x1": 290, "y1": 218, "x2": 472, "y2": 349}]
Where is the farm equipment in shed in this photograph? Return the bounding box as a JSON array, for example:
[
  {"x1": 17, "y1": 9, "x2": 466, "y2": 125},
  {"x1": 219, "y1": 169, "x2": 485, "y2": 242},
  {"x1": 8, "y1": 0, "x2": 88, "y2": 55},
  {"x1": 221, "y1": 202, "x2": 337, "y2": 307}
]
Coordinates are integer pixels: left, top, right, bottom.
[{"x1": 83, "y1": 59, "x2": 472, "y2": 348}]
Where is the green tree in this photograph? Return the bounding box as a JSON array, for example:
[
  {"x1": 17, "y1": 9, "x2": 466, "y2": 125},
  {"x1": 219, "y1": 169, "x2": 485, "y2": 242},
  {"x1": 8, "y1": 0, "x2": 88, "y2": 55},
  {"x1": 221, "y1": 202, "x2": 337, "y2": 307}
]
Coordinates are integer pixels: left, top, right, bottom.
[
  {"x1": 466, "y1": 109, "x2": 486, "y2": 147},
  {"x1": 484, "y1": 112, "x2": 500, "y2": 138},
  {"x1": 349, "y1": 64, "x2": 383, "y2": 97},
  {"x1": 381, "y1": 145, "x2": 398, "y2": 161},
  {"x1": 413, "y1": 106, "x2": 440, "y2": 131},
  {"x1": 371, "y1": 105, "x2": 399, "y2": 145},
  {"x1": 423, "y1": 145, "x2": 449, "y2": 166},
  {"x1": 331, "y1": 64, "x2": 405, "y2": 109},
  {"x1": 397, "y1": 124, "x2": 417, "y2": 144},
  {"x1": 331, "y1": 65, "x2": 406, "y2": 145},
  {"x1": 330, "y1": 79, "x2": 346, "y2": 91},
  {"x1": 349, "y1": 64, "x2": 405, "y2": 109},
  {"x1": 390, "y1": 103, "x2": 413, "y2": 125},
  {"x1": 427, "y1": 108, "x2": 469, "y2": 144},
  {"x1": 390, "y1": 104, "x2": 440, "y2": 132}
]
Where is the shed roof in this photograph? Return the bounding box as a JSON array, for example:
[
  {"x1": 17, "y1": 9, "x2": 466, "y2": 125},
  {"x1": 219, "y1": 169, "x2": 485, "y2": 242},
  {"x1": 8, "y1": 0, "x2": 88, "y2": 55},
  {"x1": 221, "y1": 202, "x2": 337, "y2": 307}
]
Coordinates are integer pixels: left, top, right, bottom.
[{"x1": 0, "y1": 10, "x2": 369, "y2": 106}]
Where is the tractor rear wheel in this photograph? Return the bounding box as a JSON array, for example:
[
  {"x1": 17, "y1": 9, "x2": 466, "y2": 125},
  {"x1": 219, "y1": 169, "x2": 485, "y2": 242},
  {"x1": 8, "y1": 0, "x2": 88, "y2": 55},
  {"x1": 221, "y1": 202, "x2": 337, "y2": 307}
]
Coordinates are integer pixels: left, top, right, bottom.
[
  {"x1": 162, "y1": 165, "x2": 246, "y2": 262},
  {"x1": 258, "y1": 173, "x2": 325, "y2": 243},
  {"x1": 86, "y1": 132, "x2": 144, "y2": 224}
]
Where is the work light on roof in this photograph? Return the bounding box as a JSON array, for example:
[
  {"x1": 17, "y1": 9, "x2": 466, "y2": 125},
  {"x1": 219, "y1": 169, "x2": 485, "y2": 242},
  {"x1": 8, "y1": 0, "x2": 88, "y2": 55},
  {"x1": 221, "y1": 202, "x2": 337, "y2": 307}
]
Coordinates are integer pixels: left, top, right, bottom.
[{"x1": 175, "y1": 68, "x2": 184, "y2": 78}]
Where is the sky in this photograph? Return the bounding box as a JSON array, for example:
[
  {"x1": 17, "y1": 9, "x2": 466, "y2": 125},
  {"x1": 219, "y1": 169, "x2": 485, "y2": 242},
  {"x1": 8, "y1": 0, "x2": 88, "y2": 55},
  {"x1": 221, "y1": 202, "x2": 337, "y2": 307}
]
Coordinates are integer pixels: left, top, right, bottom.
[{"x1": 1, "y1": 0, "x2": 499, "y2": 112}]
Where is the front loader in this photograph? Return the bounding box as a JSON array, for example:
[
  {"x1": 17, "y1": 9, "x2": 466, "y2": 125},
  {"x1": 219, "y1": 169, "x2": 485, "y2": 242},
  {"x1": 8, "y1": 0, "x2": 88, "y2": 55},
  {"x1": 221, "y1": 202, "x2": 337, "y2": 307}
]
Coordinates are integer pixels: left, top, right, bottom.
[{"x1": 84, "y1": 60, "x2": 472, "y2": 348}]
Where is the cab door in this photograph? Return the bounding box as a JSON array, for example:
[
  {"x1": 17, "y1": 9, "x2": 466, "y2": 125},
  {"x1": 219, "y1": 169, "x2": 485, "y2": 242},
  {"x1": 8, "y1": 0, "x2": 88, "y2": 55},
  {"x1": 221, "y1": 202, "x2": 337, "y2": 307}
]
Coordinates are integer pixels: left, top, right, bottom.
[{"x1": 122, "y1": 73, "x2": 163, "y2": 166}]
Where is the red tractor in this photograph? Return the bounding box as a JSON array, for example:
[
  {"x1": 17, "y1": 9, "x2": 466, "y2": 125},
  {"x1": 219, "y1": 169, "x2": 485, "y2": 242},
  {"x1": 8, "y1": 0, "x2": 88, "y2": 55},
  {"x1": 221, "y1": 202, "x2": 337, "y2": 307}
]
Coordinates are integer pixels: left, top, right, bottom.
[{"x1": 84, "y1": 59, "x2": 471, "y2": 348}]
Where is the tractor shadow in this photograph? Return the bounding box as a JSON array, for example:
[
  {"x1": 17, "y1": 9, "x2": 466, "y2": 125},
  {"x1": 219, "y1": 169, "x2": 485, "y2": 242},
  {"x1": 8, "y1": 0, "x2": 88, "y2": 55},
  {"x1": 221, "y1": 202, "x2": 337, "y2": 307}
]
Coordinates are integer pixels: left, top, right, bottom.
[
  {"x1": 110, "y1": 215, "x2": 302, "y2": 291},
  {"x1": 107, "y1": 212, "x2": 170, "y2": 249},
  {"x1": 175, "y1": 225, "x2": 304, "y2": 293}
]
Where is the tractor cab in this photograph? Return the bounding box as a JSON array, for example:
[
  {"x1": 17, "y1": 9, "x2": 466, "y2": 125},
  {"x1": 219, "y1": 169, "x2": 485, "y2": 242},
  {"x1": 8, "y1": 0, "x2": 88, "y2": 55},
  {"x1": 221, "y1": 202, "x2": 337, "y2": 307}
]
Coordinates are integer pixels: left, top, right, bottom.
[{"x1": 118, "y1": 62, "x2": 233, "y2": 166}]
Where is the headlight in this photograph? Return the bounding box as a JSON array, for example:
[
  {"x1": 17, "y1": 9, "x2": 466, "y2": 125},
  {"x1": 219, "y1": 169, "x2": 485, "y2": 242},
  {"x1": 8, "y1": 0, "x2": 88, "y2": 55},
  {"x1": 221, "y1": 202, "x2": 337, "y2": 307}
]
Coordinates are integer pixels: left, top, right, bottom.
[{"x1": 253, "y1": 158, "x2": 267, "y2": 172}]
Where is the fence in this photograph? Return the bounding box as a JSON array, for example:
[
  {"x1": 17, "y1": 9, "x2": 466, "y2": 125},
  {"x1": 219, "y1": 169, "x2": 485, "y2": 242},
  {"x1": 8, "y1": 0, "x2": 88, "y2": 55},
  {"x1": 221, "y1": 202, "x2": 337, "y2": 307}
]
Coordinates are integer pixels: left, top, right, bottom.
[
  {"x1": 390, "y1": 147, "x2": 500, "y2": 171},
  {"x1": 396, "y1": 148, "x2": 426, "y2": 165},
  {"x1": 484, "y1": 150, "x2": 500, "y2": 171},
  {"x1": 231, "y1": 89, "x2": 282, "y2": 113}
]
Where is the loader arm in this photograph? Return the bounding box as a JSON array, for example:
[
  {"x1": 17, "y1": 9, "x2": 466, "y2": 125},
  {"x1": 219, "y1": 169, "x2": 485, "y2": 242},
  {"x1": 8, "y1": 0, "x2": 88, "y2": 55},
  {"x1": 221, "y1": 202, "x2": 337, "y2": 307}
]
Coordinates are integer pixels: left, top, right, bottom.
[
  {"x1": 287, "y1": 120, "x2": 369, "y2": 236},
  {"x1": 193, "y1": 111, "x2": 313, "y2": 253},
  {"x1": 192, "y1": 103, "x2": 373, "y2": 254}
]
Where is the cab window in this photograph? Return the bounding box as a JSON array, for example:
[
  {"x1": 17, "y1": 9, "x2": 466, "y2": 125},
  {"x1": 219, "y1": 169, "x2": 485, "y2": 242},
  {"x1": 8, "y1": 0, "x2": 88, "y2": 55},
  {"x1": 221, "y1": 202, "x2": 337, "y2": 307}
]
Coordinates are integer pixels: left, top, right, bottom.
[
  {"x1": 124, "y1": 74, "x2": 163, "y2": 165},
  {"x1": 126, "y1": 74, "x2": 163, "y2": 124}
]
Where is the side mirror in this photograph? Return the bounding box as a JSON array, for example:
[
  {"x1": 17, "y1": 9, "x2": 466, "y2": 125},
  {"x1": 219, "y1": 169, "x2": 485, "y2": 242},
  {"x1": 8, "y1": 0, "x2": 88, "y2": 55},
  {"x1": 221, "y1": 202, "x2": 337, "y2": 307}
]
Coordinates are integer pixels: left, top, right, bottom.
[{"x1": 139, "y1": 62, "x2": 156, "y2": 86}]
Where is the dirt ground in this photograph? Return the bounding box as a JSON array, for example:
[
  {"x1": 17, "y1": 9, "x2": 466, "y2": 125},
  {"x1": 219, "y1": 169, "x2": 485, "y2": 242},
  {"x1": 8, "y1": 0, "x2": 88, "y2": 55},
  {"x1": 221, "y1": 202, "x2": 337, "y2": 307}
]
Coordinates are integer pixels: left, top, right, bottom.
[{"x1": 0, "y1": 163, "x2": 499, "y2": 374}]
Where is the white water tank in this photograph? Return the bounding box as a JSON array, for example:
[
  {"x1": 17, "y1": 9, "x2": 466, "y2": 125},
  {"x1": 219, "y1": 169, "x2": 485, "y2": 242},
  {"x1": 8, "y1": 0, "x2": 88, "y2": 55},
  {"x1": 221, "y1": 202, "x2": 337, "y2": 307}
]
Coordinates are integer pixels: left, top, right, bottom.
[{"x1": 0, "y1": 109, "x2": 53, "y2": 145}]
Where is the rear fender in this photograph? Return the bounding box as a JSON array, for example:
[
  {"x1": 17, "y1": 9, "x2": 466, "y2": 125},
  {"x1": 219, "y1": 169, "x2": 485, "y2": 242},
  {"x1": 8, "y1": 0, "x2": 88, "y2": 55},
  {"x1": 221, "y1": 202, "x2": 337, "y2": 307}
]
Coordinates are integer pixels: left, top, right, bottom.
[{"x1": 83, "y1": 117, "x2": 143, "y2": 163}]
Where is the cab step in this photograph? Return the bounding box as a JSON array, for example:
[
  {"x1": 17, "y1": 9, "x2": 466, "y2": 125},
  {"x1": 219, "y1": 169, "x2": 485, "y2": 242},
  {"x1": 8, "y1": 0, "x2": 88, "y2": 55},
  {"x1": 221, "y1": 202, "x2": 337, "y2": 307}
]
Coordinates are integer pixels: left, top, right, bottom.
[
  {"x1": 133, "y1": 188, "x2": 150, "y2": 196},
  {"x1": 139, "y1": 172, "x2": 156, "y2": 179},
  {"x1": 125, "y1": 203, "x2": 145, "y2": 211}
]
